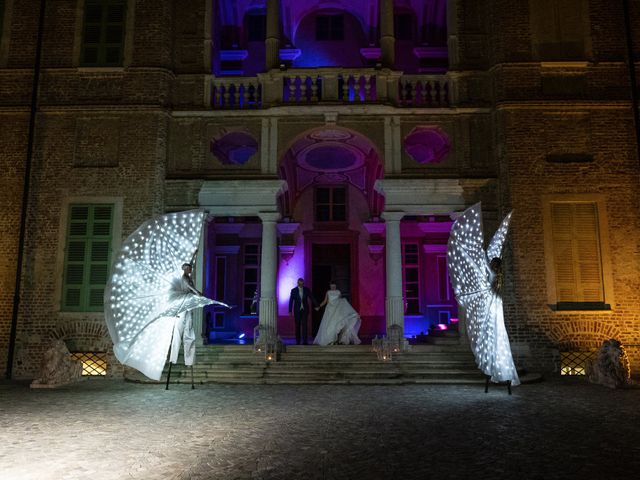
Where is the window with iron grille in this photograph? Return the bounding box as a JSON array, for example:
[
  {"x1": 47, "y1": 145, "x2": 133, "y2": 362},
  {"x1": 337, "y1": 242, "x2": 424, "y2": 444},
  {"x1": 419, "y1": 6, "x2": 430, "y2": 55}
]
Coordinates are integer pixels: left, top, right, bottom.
[
  {"x1": 315, "y1": 15, "x2": 344, "y2": 41},
  {"x1": 402, "y1": 243, "x2": 420, "y2": 314},
  {"x1": 242, "y1": 244, "x2": 260, "y2": 314},
  {"x1": 62, "y1": 204, "x2": 114, "y2": 311},
  {"x1": 560, "y1": 351, "x2": 595, "y2": 376},
  {"x1": 70, "y1": 352, "x2": 107, "y2": 376},
  {"x1": 81, "y1": 0, "x2": 127, "y2": 66},
  {"x1": 315, "y1": 186, "x2": 346, "y2": 222}
]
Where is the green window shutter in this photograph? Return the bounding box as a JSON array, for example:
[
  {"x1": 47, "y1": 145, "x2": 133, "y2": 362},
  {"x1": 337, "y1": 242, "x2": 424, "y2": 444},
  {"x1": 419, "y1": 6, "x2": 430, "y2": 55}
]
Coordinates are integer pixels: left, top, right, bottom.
[
  {"x1": 63, "y1": 204, "x2": 114, "y2": 311},
  {"x1": 81, "y1": 0, "x2": 127, "y2": 67}
]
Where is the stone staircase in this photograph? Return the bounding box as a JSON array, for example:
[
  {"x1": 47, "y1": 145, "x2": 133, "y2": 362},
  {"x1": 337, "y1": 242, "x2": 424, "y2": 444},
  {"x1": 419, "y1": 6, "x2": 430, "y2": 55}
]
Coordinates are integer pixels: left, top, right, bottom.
[{"x1": 124, "y1": 342, "x2": 540, "y2": 385}]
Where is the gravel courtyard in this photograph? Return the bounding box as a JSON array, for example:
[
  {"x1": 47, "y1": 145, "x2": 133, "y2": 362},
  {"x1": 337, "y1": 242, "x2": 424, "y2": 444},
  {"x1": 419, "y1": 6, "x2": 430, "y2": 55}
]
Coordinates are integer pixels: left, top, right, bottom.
[{"x1": 1, "y1": 378, "x2": 639, "y2": 480}]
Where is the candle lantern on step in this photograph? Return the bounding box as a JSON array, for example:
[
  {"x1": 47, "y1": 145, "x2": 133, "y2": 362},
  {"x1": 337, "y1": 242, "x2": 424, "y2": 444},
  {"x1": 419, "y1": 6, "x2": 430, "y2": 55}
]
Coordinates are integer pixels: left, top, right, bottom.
[{"x1": 265, "y1": 340, "x2": 276, "y2": 362}]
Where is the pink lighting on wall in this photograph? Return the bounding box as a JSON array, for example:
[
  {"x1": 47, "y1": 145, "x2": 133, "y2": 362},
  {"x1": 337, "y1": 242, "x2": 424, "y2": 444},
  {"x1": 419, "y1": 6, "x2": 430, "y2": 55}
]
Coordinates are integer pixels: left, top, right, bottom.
[
  {"x1": 403, "y1": 126, "x2": 451, "y2": 165},
  {"x1": 277, "y1": 249, "x2": 305, "y2": 313}
]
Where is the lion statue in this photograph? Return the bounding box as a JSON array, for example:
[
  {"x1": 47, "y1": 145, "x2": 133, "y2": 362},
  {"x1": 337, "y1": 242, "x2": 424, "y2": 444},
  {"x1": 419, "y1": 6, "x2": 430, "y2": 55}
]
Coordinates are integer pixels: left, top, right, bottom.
[
  {"x1": 585, "y1": 339, "x2": 631, "y2": 389},
  {"x1": 30, "y1": 338, "x2": 83, "y2": 388}
]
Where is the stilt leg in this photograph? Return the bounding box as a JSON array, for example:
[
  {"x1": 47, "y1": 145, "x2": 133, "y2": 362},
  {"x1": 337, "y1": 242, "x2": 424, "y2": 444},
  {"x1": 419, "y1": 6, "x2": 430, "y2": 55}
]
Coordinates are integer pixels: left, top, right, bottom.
[
  {"x1": 507, "y1": 380, "x2": 512, "y2": 396},
  {"x1": 165, "y1": 362, "x2": 173, "y2": 390},
  {"x1": 484, "y1": 375, "x2": 490, "y2": 393},
  {"x1": 191, "y1": 365, "x2": 195, "y2": 390}
]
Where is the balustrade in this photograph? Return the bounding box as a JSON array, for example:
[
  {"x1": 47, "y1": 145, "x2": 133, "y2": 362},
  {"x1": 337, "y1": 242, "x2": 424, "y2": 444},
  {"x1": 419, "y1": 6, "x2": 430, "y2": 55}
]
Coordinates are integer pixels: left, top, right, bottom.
[
  {"x1": 397, "y1": 75, "x2": 450, "y2": 107},
  {"x1": 208, "y1": 70, "x2": 452, "y2": 109},
  {"x1": 210, "y1": 78, "x2": 262, "y2": 109}
]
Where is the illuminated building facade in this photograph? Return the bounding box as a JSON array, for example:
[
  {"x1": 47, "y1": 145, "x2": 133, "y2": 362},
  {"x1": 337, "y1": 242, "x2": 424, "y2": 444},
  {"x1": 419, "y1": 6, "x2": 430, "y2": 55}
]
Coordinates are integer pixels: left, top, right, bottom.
[{"x1": 1, "y1": 0, "x2": 639, "y2": 378}]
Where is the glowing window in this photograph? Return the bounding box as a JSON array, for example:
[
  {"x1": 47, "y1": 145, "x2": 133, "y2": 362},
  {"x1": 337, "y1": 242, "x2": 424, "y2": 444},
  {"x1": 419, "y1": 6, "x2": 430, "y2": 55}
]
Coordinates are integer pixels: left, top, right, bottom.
[
  {"x1": 560, "y1": 351, "x2": 595, "y2": 376},
  {"x1": 70, "y1": 352, "x2": 107, "y2": 376}
]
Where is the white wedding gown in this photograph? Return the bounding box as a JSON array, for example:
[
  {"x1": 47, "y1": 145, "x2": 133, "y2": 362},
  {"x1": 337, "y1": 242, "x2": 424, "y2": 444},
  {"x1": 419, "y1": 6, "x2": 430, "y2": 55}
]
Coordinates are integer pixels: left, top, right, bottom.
[{"x1": 313, "y1": 290, "x2": 361, "y2": 346}]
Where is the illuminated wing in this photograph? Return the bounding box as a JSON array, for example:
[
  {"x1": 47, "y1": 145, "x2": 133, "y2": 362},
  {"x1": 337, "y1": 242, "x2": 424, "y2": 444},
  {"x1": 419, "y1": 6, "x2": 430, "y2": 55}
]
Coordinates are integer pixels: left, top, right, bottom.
[
  {"x1": 104, "y1": 210, "x2": 208, "y2": 378},
  {"x1": 447, "y1": 203, "x2": 491, "y2": 306},
  {"x1": 486, "y1": 211, "x2": 513, "y2": 262}
]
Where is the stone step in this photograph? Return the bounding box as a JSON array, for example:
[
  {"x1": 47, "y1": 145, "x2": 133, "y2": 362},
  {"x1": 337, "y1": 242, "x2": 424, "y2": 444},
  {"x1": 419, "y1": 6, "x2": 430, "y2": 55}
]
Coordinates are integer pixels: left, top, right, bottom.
[{"x1": 123, "y1": 342, "x2": 510, "y2": 385}]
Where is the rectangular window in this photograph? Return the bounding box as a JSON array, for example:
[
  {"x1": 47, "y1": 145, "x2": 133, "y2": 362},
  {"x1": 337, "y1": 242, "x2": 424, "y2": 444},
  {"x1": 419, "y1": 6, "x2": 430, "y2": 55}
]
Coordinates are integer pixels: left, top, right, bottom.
[
  {"x1": 403, "y1": 243, "x2": 420, "y2": 315},
  {"x1": 530, "y1": 0, "x2": 588, "y2": 61},
  {"x1": 550, "y1": 202, "x2": 605, "y2": 307},
  {"x1": 215, "y1": 256, "x2": 226, "y2": 300},
  {"x1": 316, "y1": 15, "x2": 344, "y2": 41},
  {"x1": 0, "y1": 0, "x2": 5, "y2": 41},
  {"x1": 315, "y1": 186, "x2": 347, "y2": 222},
  {"x1": 213, "y1": 312, "x2": 225, "y2": 329},
  {"x1": 242, "y1": 244, "x2": 260, "y2": 315},
  {"x1": 436, "y1": 254, "x2": 450, "y2": 301},
  {"x1": 81, "y1": 0, "x2": 127, "y2": 66},
  {"x1": 62, "y1": 204, "x2": 114, "y2": 311},
  {"x1": 247, "y1": 14, "x2": 266, "y2": 42},
  {"x1": 394, "y1": 14, "x2": 413, "y2": 41}
]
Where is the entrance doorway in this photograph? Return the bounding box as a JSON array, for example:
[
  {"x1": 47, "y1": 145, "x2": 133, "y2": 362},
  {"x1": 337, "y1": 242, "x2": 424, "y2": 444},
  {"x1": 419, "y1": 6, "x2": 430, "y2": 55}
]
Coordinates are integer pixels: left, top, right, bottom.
[{"x1": 311, "y1": 244, "x2": 351, "y2": 336}]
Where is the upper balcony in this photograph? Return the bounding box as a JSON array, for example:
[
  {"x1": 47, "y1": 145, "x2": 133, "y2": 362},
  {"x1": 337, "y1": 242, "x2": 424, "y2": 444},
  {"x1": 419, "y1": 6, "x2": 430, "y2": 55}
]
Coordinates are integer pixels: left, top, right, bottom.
[{"x1": 207, "y1": 68, "x2": 453, "y2": 110}]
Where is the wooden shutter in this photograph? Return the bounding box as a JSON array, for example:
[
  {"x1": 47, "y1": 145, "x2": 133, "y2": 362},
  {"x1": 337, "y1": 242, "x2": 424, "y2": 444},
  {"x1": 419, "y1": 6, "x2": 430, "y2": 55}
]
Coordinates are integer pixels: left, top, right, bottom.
[
  {"x1": 551, "y1": 202, "x2": 603, "y2": 303},
  {"x1": 81, "y1": 0, "x2": 126, "y2": 66},
  {"x1": 63, "y1": 204, "x2": 113, "y2": 311}
]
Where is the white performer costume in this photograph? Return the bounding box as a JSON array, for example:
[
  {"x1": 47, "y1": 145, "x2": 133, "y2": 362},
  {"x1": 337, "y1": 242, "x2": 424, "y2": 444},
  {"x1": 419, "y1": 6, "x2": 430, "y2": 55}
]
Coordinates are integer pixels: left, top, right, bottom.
[
  {"x1": 314, "y1": 289, "x2": 361, "y2": 346},
  {"x1": 447, "y1": 203, "x2": 520, "y2": 386},
  {"x1": 169, "y1": 273, "x2": 200, "y2": 365}
]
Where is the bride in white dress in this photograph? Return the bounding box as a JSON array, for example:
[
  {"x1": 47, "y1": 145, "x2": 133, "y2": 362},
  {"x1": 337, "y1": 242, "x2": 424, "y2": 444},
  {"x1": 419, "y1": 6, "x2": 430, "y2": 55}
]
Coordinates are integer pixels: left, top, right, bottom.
[{"x1": 313, "y1": 282, "x2": 361, "y2": 346}]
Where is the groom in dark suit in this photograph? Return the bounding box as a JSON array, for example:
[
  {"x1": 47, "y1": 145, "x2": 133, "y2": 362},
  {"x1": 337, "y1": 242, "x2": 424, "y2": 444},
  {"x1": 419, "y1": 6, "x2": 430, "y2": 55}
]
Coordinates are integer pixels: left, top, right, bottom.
[{"x1": 288, "y1": 278, "x2": 318, "y2": 345}]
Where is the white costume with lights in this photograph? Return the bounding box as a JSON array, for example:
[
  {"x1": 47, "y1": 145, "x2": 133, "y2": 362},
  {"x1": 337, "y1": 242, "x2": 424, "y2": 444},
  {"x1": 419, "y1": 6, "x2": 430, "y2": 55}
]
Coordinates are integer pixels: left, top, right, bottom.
[
  {"x1": 447, "y1": 203, "x2": 520, "y2": 386},
  {"x1": 314, "y1": 290, "x2": 361, "y2": 346},
  {"x1": 169, "y1": 274, "x2": 200, "y2": 366},
  {"x1": 104, "y1": 210, "x2": 227, "y2": 381}
]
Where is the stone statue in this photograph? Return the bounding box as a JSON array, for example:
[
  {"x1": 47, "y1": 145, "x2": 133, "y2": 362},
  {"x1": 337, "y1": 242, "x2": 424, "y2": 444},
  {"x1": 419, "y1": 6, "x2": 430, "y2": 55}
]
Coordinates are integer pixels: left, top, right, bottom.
[
  {"x1": 586, "y1": 339, "x2": 631, "y2": 389},
  {"x1": 30, "y1": 339, "x2": 83, "y2": 388}
]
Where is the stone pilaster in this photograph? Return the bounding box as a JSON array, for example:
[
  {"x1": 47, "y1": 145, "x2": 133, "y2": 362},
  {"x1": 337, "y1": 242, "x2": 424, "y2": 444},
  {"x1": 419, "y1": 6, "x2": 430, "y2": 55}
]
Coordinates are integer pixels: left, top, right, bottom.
[
  {"x1": 382, "y1": 211, "x2": 404, "y2": 332},
  {"x1": 380, "y1": 0, "x2": 395, "y2": 68},
  {"x1": 258, "y1": 212, "x2": 280, "y2": 333},
  {"x1": 265, "y1": 0, "x2": 281, "y2": 70}
]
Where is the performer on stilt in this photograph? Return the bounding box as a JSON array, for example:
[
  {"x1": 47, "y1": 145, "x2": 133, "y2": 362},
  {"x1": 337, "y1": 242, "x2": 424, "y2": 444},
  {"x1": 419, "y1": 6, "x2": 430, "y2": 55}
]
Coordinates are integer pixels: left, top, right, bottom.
[{"x1": 166, "y1": 261, "x2": 230, "y2": 389}]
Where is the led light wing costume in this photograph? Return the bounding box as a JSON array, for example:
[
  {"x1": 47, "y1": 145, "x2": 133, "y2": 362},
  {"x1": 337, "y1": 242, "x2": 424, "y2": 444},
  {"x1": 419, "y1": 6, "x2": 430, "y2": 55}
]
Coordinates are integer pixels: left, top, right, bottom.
[
  {"x1": 104, "y1": 210, "x2": 227, "y2": 381},
  {"x1": 447, "y1": 203, "x2": 520, "y2": 386}
]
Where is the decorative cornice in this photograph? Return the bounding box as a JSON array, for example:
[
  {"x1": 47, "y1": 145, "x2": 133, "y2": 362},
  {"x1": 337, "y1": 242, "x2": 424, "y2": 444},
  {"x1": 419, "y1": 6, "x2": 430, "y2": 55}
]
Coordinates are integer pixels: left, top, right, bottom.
[{"x1": 199, "y1": 180, "x2": 287, "y2": 216}]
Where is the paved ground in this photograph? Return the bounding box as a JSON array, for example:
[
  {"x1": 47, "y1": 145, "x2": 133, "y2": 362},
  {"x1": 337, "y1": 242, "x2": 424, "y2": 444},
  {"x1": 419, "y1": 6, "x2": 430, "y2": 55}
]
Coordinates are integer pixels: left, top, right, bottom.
[{"x1": 1, "y1": 378, "x2": 639, "y2": 480}]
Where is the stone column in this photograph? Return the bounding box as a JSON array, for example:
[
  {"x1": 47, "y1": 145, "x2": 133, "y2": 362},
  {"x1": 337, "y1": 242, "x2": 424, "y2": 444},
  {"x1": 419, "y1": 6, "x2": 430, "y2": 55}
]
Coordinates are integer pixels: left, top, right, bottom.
[
  {"x1": 193, "y1": 222, "x2": 206, "y2": 343},
  {"x1": 258, "y1": 212, "x2": 280, "y2": 333},
  {"x1": 265, "y1": 0, "x2": 281, "y2": 70},
  {"x1": 382, "y1": 211, "x2": 404, "y2": 332},
  {"x1": 380, "y1": 0, "x2": 395, "y2": 68}
]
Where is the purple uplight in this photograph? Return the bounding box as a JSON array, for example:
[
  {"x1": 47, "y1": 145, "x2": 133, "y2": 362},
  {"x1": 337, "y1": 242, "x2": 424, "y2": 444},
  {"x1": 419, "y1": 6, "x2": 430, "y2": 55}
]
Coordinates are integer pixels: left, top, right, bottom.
[
  {"x1": 436, "y1": 323, "x2": 448, "y2": 330},
  {"x1": 277, "y1": 248, "x2": 305, "y2": 314}
]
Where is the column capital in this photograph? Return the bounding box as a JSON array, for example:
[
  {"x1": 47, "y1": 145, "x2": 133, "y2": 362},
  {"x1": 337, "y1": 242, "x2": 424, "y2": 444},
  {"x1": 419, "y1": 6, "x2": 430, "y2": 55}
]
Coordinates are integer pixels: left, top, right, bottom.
[
  {"x1": 258, "y1": 211, "x2": 281, "y2": 223},
  {"x1": 381, "y1": 211, "x2": 405, "y2": 222}
]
